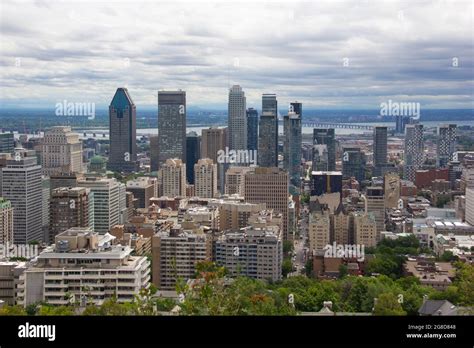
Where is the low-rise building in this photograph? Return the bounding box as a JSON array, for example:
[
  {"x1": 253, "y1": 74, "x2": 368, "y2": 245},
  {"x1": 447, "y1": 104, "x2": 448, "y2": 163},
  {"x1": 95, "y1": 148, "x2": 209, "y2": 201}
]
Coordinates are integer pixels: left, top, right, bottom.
[
  {"x1": 215, "y1": 226, "x2": 282, "y2": 282},
  {"x1": 16, "y1": 228, "x2": 150, "y2": 306}
]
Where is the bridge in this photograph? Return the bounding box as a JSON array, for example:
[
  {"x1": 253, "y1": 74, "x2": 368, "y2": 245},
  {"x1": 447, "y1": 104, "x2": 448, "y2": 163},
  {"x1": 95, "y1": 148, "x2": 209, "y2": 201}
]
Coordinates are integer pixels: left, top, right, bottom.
[{"x1": 300, "y1": 122, "x2": 395, "y2": 131}]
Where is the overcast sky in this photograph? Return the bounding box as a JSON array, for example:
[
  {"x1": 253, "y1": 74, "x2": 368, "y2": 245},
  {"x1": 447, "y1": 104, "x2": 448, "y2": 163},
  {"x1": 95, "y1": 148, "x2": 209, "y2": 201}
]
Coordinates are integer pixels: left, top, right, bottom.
[{"x1": 0, "y1": 0, "x2": 473, "y2": 110}]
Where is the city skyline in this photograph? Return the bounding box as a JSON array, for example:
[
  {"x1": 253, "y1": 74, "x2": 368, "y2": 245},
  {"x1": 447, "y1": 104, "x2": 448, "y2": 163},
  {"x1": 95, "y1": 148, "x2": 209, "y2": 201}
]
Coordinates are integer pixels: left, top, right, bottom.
[{"x1": 0, "y1": 0, "x2": 472, "y2": 109}]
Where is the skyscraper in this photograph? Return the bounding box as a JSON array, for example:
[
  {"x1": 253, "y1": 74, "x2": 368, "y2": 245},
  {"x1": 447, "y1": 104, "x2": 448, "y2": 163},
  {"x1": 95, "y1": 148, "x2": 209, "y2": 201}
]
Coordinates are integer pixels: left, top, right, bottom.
[
  {"x1": 0, "y1": 198, "x2": 14, "y2": 245},
  {"x1": 312, "y1": 144, "x2": 329, "y2": 171},
  {"x1": 246, "y1": 108, "x2": 258, "y2": 151},
  {"x1": 194, "y1": 158, "x2": 217, "y2": 198},
  {"x1": 365, "y1": 186, "x2": 385, "y2": 237},
  {"x1": 108, "y1": 88, "x2": 138, "y2": 173},
  {"x1": 201, "y1": 127, "x2": 227, "y2": 192},
  {"x1": 158, "y1": 90, "x2": 187, "y2": 169},
  {"x1": 49, "y1": 187, "x2": 91, "y2": 243},
  {"x1": 437, "y1": 124, "x2": 457, "y2": 168},
  {"x1": 77, "y1": 176, "x2": 125, "y2": 234},
  {"x1": 283, "y1": 102, "x2": 302, "y2": 193},
  {"x1": 373, "y1": 126, "x2": 388, "y2": 177},
  {"x1": 186, "y1": 132, "x2": 201, "y2": 185},
  {"x1": 404, "y1": 124, "x2": 424, "y2": 182},
  {"x1": 313, "y1": 129, "x2": 336, "y2": 171},
  {"x1": 159, "y1": 158, "x2": 186, "y2": 198},
  {"x1": 149, "y1": 135, "x2": 159, "y2": 172},
  {"x1": 0, "y1": 133, "x2": 14, "y2": 154},
  {"x1": 258, "y1": 94, "x2": 278, "y2": 167},
  {"x1": 228, "y1": 85, "x2": 247, "y2": 151},
  {"x1": 41, "y1": 126, "x2": 82, "y2": 176},
  {"x1": 395, "y1": 115, "x2": 412, "y2": 134},
  {"x1": 342, "y1": 147, "x2": 366, "y2": 183},
  {"x1": 310, "y1": 171, "x2": 342, "y2": 197},
  {"x1": 1, "y1": 148, "x2": 42, "y2": 243},
  {"x1": 244, "y1": 167, "x2": 289, "y2": 240}
]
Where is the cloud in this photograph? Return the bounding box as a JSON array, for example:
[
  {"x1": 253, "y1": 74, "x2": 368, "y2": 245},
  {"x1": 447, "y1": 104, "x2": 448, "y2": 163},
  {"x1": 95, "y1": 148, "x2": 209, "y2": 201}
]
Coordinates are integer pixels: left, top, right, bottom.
[{"x1": 0, "y1": 0, "x2": 472, "y2": 109}]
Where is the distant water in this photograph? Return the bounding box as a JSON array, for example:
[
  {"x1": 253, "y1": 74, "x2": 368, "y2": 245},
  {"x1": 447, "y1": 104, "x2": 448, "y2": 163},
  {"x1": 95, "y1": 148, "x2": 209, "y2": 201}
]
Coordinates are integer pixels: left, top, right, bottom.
[{"x1": 69, "y1": 120, "x2": 474, "y2": 139}]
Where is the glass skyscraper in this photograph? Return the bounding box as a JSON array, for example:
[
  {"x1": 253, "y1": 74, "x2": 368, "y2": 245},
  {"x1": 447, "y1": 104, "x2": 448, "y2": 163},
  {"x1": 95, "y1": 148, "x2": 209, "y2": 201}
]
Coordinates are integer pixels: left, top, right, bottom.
[
  {"x1": 158, "y1": 90, "x2": 187, "y2": 169},
  {"x1": 108, "y1": 88, "x2": 138, "y2": 173}
]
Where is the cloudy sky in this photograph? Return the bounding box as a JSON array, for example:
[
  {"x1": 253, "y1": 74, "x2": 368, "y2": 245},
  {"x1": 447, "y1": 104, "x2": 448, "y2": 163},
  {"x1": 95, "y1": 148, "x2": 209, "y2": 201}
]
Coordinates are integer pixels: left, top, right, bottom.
[{"x1": 0, "y1": 0, "x2": 473, "y2": 110}]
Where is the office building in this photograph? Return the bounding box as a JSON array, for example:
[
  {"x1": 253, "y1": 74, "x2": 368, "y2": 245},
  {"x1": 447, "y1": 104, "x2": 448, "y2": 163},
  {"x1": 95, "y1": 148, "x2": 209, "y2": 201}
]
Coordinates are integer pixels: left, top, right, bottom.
[
  {"x1": 404, "y1": 124, "x2": 424, "y2": 182},
  {"x1": 437, "y1": 124, "x2": 457, "y2": 168},
  {"x1": 395, "y1": 115, "x2": 411, "y2": 134},
  {"x1": 308, "y1": 212, "x2": 330, "y2": 252},
  {"x1": 466, "y1": 187, "x2": 474, "y2": 226},
  {"x1": 0, "y1": 133, "x2": 15, "y2": 154},
  {"x1": 126, "y1": 177, "x2": 155, "y2": 208},
  {"x1": 186, "y1": 132, "x2": 201, "y2": 185},
  {"x1": 244, "y1": 167, "x2": 289, "y2": 240},
  {"x1": 331, "y1": 203, "x2": 350, "y2": 245},
  {"x1": 151, "y1": 226, "x2": 211, "y2": 290},
  {"x1": 159, "y1": 158, "x2": 186, "y2": 198},
  {"x1": 283, "y1": 103, "x2": 302, "y2": 193},
  {"x1": 225, "y1": 166, "x2": 253, "y2": 196},
  {"x1": 354, "y1": 214, "x2": 377, "y2": 248},
  {"x1": 342, "y1": 147, "x2": 366, "y2": 183},
  {"x1": 0, "y1": 198, "x2": 13, "y2": 245},
  {"x1": 49, "y1": 187, "x2": 91, "y2": 243},
  {"x1": 1, "y1": 149, "x2": 42, "y2": 244},
  {"x1": 149, "y1": 135, "x2": 159, "y2": 172},
  {"x1": 257, "y1": 94, "x2": 278, "y2": 167},
  {"x1": 107, "y1": 88, "x2": 138, "y2": 173},
  {"x1": 201, "y1": 127, "x2": 227, "y2": 193},
  {"x1": 41, "y1": 126, "x2": 82, "y2": 176},
  {"x1": 158, "y1": 90, "x2": 187, "y2": 168},
  {"x1": 366, "y1": 187, "x2": 385, "y2": 236},
  {"x1": 77, "y1": 176, "x2": 125, "y2": 234},
  {"x1": 313, "y1": 129, "x2": 336, "y2": 171},
  {"x1": 310, "y1": 171, "x2": 342, "y2": 197},
  {"x1": 194, "y1": 158, "x2": 218, "y2": 198},
  {"x1": 215, "y1": 226, "x2": 282, "y2": 282},
  {"x1": 246, "y1": 108, "x2": 258, "y2": 151},
  {"x1": 312, "y1": 144, "x2": 329, "y2": 171},
  {"x1": 228, "y1": 85, "x2": 247, "y2": 151},
  {"x1": 373, "y1": 126, "x2": 388, "y2": 177},
  {"x1": 384, "y1": 173, "x2": 400, "y2": 209}
]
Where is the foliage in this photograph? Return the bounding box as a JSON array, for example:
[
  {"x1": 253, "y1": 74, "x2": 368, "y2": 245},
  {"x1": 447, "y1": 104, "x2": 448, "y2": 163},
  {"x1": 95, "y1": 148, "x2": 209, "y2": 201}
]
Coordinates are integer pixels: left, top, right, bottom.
[
  {"x1": 282, "y1": 258, "x2": 293, "y2": 278},
  {"x1": 283, "y1": 240, "x2": 294, "y2": 255},
  {"x1": 373, "y1": 293, "x2": 406, "y2": 316}
]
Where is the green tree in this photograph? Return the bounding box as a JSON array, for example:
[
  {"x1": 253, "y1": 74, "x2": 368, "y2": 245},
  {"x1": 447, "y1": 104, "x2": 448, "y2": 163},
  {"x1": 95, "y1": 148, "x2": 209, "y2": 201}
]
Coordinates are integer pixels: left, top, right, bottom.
[
  {"x1": 440, "y1": 251, "x2": 457, "y2": 262},
  {"x1": 282, "y1": 258, "x2": 293, "y2": 278},
  {"x1": 0, "y1": 305, "x2": 27, "y2": 316},
  {"x1": 373, "y1": 293, "x2": 406, "y2": 316},
  {"x1": 338, "y1": 264, "x2": 348, "y2": 279},
  {"x1": 283, "y1": 241, "x2": 294, "y2": 255}
]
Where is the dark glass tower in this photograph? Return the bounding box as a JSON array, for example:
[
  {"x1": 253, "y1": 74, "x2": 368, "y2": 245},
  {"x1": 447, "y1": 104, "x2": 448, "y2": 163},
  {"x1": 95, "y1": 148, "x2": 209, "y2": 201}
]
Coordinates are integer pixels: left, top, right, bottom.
[
  {"x1": 246, "y1": 108, "x2": 258, "y2": 151},
  {"x1": 342, "y1": 147, "x2": 366, "y2": 183},
  {"x1": 108, "y1": 88, "x2": 138, "y2": 173},
  {"x1": 373, "y1": 126, "x2": 388, "y2": 176},
  {"x1": 313, "y1": 128, "x2": 336, "y2": 171},
  {"x1": 258, "y1": 94, "x2": 278, "y2": 167},
  {"x1": 158, "y1": 91, "x2": 186, "y2": 169},
  {"x1": 284, "y1": 102, "x2": 302, "y2": 193},
  {"x1": 186, "y1": 131, "x2": 201, "y2": 185}
]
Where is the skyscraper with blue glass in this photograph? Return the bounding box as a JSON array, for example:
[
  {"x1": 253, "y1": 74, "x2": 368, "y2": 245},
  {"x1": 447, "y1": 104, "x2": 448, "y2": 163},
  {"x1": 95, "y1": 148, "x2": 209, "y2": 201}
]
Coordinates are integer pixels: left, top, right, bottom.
[{"x1": 107, "y1": 88, "x2": 138, "y2": 173}]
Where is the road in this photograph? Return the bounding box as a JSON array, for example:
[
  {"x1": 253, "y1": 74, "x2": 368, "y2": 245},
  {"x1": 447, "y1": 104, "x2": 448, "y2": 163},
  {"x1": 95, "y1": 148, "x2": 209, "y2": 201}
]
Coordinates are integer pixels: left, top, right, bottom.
[{"x1": 289, "y1": 207, "x2": 309, "y2": 277}]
